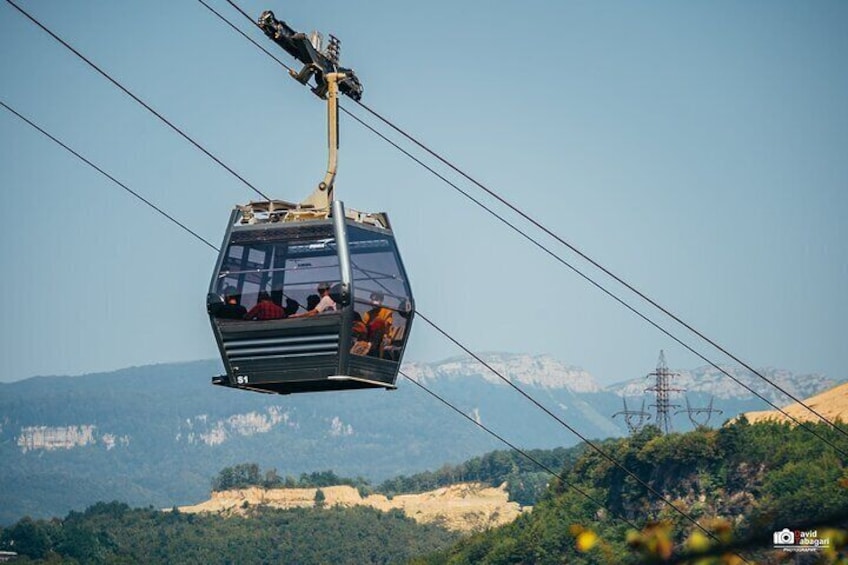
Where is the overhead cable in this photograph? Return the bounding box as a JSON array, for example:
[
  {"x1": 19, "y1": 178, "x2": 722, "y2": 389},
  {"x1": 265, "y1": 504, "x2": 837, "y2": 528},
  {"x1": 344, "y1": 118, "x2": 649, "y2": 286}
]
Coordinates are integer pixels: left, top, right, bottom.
[
  {"x1": 197, "y1": 0, "x2": 848, "y2": 447},
  {"x1": 340, "y1": 109, "x2": 846, "y2": 459},
  {"x1": 4, "y1": 86, "x2": 748, "y2": 562},
  {"x1": 1, "y1": 96, "x2": 652, "y2": 541},
  {"x1": 4, "y1": 0, "x2": 272, "y2": 202},
  {"x1": 351, "y1": 99, "x2": 846, "y2": 438},
  {"x1": 334, "y1": 108, "x2": 848, "y2": 457},
  {"x1": 0, "y1": 100, "x2": 219, "y2": 252},
  {"x1": 0, "y1": 7, "x2": 799, "y2": 557},
  {"x1": 401, "y1": 371, "x2": 642, "y2": 531},
  {"x1": 200, "y1": 0, "x2": 294, "y2": 74},
  {"x1": 0, "y1": 94, "x2": 618, "y2": 526},
  {"x1": 5, "y1": 3, "x2": 826, "y2": 555},
  {"x1": 414, "y1": 311, "x2": 748, "y2": 558}
]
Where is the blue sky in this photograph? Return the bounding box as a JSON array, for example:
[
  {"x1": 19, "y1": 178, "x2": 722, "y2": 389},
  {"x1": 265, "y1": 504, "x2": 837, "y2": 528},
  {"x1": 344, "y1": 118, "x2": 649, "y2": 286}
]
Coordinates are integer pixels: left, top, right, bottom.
[{"x1": 1, "y1": 0, "x2": 846, "y2": 385}]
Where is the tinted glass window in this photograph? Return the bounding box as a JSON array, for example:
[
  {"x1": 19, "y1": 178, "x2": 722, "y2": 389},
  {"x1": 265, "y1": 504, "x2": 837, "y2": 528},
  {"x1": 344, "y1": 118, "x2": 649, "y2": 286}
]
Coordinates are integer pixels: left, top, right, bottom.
[
  {"x1": 216, "y1": 235, "x2": 341, "y2": 317},
  {"x1": 347, "y1": 226, "x2": 413, "y2": 360}
]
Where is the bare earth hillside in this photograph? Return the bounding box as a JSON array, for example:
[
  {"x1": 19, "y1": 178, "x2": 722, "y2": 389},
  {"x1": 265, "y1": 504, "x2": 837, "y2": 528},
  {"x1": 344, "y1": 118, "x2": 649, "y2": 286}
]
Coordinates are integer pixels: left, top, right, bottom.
[
  {"x1": 743, "y1": 382, "x2": 848, "y2": 424},
  {"x1": 178, "y1": 482, "x2": 527, "y2": 532}
]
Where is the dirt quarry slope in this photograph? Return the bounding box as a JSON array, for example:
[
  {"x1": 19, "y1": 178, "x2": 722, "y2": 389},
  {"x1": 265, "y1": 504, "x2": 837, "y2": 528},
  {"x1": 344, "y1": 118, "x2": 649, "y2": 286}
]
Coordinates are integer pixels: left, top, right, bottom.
[
  {"x1": 178, "y1": 482, "x2": 527, "y2": 532},
  {"x1": 743, "y1": 381, "x2": 848, "y2": 425}
]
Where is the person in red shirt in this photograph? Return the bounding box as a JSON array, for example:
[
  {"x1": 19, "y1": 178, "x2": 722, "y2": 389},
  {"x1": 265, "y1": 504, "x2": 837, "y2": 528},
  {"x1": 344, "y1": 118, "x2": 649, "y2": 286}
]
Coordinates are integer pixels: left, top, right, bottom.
[{"x1": 245, "y1": 291, "x2": 286, "y2": 320}]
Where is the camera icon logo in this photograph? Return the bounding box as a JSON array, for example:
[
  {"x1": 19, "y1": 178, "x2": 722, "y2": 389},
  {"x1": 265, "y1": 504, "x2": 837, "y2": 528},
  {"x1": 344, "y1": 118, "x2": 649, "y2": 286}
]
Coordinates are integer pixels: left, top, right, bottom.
[{"x1": 773, "y1": 529, "x2": 795, "y2": 545}]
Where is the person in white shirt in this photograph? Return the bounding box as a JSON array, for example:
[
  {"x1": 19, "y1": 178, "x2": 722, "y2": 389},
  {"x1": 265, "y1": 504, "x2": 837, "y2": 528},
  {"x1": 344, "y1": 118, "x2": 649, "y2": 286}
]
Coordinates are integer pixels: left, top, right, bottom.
[{"x1": 293, "y1": 282, "x2": 337, "y2": 317}]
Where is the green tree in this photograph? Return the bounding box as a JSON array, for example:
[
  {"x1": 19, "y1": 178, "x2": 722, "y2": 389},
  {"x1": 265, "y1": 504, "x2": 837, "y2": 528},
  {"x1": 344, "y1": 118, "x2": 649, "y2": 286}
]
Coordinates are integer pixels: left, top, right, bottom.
[
  {"x1": 314, "y1": 488, "x2": 326, "y2": 508},
  {"x1": 1, "y1": 517, "x2": 56, "y2": 559}
]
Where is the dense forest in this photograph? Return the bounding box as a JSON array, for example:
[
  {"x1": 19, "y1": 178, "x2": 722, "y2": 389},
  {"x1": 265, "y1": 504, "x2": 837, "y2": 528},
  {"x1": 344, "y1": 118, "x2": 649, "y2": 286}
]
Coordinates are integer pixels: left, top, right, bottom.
[
  {"x1": 0, "y1": 502, "x2": 459, "y2": 564},
  {"x1": 3, "y1": 419, "x2": 847, "y2": 563}
]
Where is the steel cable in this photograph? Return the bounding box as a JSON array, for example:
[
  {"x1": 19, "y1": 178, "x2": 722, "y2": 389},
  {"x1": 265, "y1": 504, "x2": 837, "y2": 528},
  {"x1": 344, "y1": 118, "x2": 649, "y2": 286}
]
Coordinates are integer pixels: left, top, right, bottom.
[
  {"x1": 4, "y1": 0, "x2": 272, "y2": 202},
  {"x1": 2, "y1": 92, "x2": 752, "y2": 564},
  {"x1": 1, "y1": 100, "x2": 219, "y2": 252},
  {"x1": 199, "y1": 0, "x2": 848, "y2": 445}
]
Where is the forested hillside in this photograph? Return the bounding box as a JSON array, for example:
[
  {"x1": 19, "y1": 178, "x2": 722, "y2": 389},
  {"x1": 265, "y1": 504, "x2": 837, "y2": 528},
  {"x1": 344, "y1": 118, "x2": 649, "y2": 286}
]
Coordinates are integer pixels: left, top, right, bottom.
[
  {"x1": 2, "y1": 356, "x2": 818, "y2": 524},
  {"x1": 0, "y1": 358, "x2": 615, "y2": 524},
  {"x1": 419, "y1": 419, "x2": 848, "y2": 564},
  {"x1": 3, "y1": 420, "x2": 847, "y2": 563}
]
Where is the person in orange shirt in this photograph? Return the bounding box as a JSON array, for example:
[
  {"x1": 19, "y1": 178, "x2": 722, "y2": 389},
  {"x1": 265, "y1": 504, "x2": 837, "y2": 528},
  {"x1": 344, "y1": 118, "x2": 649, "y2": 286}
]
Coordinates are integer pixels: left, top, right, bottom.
[{"x1": 362, "y1": 292, "x2": 393, "y2": 357}]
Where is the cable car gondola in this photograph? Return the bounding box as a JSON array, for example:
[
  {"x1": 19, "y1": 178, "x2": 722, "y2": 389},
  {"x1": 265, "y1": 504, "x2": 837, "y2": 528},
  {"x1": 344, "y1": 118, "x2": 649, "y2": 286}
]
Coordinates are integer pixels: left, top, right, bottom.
[{"x1": 206, "y1": 11, "x2": 414, "y2": 394}]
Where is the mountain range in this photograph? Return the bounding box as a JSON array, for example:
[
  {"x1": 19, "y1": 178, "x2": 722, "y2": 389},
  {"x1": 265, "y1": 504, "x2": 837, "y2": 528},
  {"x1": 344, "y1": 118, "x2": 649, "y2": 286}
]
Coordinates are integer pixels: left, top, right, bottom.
[{"x1": 0, "y1": 353, "x2": 840, "y2": 525}]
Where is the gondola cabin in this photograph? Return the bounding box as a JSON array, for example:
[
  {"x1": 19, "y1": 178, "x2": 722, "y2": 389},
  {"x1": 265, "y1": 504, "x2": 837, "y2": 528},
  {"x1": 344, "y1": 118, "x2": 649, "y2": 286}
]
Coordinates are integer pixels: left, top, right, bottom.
[
  {"x1": 206, "y1": 10, "x2": 414, "y2": 395},
  {"x1": 207, "y1": 200, "x2": 414, "y2": 394}
]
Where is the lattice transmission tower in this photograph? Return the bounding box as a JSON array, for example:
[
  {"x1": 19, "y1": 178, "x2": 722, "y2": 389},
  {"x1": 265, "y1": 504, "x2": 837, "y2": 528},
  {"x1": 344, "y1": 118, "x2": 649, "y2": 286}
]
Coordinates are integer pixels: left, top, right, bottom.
[
  {"x1": 613, "y1": 397, "x2": 652, "y2": 433},
  {"x1": 676, "y1": 396, "x2": 723, "y2": 428},
  {"x1": 645, "y1": 350, "x2": 684, "y2": 434}
]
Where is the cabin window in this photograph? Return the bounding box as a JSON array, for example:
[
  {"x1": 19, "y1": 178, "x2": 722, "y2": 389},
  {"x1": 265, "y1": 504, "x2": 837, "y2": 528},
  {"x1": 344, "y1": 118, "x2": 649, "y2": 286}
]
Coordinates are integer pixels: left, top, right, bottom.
[
  {"x1": 216, "y1": 235, "x2": 341, "y2": 316},
  {"x1": 347, "y1": 226, "x2": 413, "y2": 360}
]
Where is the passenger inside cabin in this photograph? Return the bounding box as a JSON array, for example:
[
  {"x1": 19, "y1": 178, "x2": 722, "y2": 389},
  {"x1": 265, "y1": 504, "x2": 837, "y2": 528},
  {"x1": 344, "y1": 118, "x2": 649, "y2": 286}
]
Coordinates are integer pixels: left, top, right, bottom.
[
  {"x1": 291, "y1": 282, "x2": 337, "y2": 318},
  {"x1": 305, "y1": 294, "x2": 321, "y2": 312},
  {"x1": 216, "y1": 286, "x2": 248, "y2": 320},
  {"x1": 245, "y1": 291, "x2": 286, "y2": 320},
  {"x1": 352, "y1": 311, "x2": 367, "y2": 339},
  {"x1": 284, "y1": 297, "x2": 300, "y2": 317},
  {"x1": 362, "y1": 292, "x2": 393, "y2": 357},
  {"x1": 381, "y1": 299, "x2": 411, "y2": 361},
  {"x1": 350, "y1": 310, "x2": 371, "y2": 355}
]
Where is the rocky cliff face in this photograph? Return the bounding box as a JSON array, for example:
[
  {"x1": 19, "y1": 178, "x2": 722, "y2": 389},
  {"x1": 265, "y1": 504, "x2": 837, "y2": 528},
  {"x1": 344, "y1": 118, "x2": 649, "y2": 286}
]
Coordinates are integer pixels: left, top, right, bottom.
[
  {"x1": 16, "y1": 425, "x2": 129, "y2": 453},
  {"x1": 404, "y1": 353, "x2": 601, "y2": 393},
  {"x1": 175, "y1": 407, "x2": 295, "y2": 447},
  {"x1": 178, "y1": 482, "x2": 526, "y2": 533}
]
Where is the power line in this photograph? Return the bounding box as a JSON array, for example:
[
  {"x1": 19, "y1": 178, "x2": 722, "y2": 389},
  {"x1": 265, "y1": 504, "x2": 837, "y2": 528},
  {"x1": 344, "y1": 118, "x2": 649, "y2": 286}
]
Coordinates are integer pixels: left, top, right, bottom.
[
  {"x1": 0, "y1": 9, "x2": 821, "y2": 558},
  {"x1": 1, "y1": 96, "x2": 652, "y2": 541},
  {"x1": 351, "y1": 97, "x2": 848, "y2": 439},
  {"x1": 414, "y1": 312, "x2": 747, "y2": 558},
  {"x1": 4, "y1": 0, "x2": 272, "y2": 203},
  {"x1": 14, "y1": 0, "x2": 833, "y2": 479},
  {"x1": 6, "y1": 0, "x2": 834, "y2": 549},
  {"x1": 2, "y1": 91, "x2": 736, "y2": 558},
  {"x1": 399, "y1": 370, "x2": 760, "y2": 563},
  {"x1": 4, "y1": 83, "x2": 750, "y2": 562},
  {"x1": 401, "y1": 371, "x2": 642, "y2": 531},
  {"x1": 195, "y1": 0, "x2": 848, "y2": 451},
  {"x1": 1, "y1": 100, "x2": 219, "y2": 252},
  {"x1": 199, "y1": 0, "x2": 294, "y2": 75},
  {"x1": 338, "y1": 105, "x2": 848, "y2": 459}
]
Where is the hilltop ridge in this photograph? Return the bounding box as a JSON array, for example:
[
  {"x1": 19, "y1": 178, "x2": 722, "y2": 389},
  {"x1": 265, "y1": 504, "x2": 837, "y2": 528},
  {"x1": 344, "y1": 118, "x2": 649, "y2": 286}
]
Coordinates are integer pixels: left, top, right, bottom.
[
  {"x1": 743, "y1": 381, "x2": 848, "y2": 424},
  {"x1": 179, "y1": 482, "x2": 525, "y2": 533},
  {"x1": 404, "y1": 353, "x2": 600, "y2": 393},
  {"x1": 0, "y1": 353, "x2": 843, "y2": 524}
]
